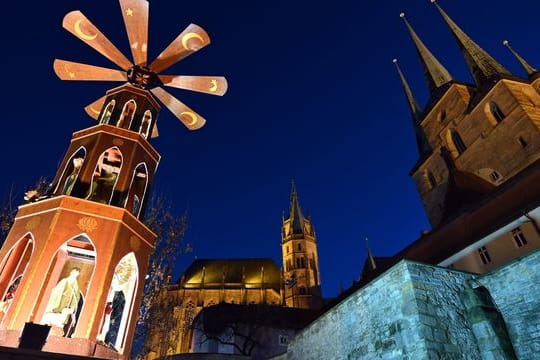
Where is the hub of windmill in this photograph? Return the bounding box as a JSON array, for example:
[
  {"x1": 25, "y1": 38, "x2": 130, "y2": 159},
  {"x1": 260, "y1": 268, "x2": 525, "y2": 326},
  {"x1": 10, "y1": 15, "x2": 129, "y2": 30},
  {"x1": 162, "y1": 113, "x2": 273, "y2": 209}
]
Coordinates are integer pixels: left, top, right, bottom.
[{"x1": 127, "y1": 66, "x2": 161, "y2": 89}]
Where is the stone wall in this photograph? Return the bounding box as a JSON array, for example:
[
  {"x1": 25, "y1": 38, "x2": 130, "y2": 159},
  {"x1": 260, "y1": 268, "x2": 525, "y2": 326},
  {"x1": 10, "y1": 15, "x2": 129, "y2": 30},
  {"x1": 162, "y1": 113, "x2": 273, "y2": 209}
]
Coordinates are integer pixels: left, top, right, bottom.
[
  {"x1": 285, "y1": 261, "x2": 481, "y2": 360},
  {"x1": 480, "y1": 248, "x2": 540, "y2": 359},
  {"x1": 283, "y1": 250, "x2": 540, "y2": 359}
]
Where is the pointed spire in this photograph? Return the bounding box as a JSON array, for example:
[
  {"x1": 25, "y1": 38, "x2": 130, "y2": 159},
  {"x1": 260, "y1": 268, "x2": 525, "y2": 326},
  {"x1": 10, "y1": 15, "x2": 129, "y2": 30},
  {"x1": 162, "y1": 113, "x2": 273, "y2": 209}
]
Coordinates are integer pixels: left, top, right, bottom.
[
  {"x1": 400, "y1": 12, "x2": 453, "y2": 93},
  {"x1": 503, "y1": 40, "x2": 537, "y2": 76},
  {"x1": 393, "y1": 59, "x2": 432, "y2": 155},
  {"x1": 289, "y1": 180, "x2": 305, "y2": 235},
  {"x1": 431, "y1": 0, "x2": 511, "y2": 86},
  {"x1": 366, "y1": 237, "x2": 377, "y2": 271}
]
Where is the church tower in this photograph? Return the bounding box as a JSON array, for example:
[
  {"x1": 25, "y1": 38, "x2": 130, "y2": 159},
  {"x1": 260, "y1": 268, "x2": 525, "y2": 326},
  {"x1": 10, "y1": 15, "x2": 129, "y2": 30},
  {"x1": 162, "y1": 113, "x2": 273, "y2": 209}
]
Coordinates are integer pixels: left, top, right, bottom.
[
  {"x1": 281, "y1": 183, "x2": 322, "y2": 309},
  {"x1": 0, "y1": 1, "x2": 227, "y2": 359},
  {"x1": 399, "y1": 2, "x2": 540, "y2": 228}
]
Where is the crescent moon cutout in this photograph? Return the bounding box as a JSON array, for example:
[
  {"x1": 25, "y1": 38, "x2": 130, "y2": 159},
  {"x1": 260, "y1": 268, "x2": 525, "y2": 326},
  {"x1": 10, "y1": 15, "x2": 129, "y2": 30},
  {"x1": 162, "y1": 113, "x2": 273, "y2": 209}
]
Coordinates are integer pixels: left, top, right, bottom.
[
  {"x1": 181, "y1": 33, "x2": 204, "y2": 51},
  {"x1": 74, "y1": 19, "x2": 98, "y2": 41},
  {"x1": 209, "y1": 80, "x2": 218, "y2": 92},
  {"x1": 180, "y1": 111, "x2": 198, "y2": 126},
  {"x1": 90, "y1": 107, "x2": 100, "y2": 115}
]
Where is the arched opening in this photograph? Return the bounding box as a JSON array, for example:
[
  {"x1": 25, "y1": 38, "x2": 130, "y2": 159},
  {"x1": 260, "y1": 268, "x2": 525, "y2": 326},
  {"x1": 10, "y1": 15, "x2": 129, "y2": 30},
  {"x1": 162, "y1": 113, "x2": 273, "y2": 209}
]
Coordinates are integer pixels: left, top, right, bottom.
[
  {"x1": 117, "y1": 100, "x2": 137, "y2": 129},
  {"x1": 87, "y1": 147, "x2": 123, "y2": 204},
  {"x1": 97, "y1": 252, "x2": 138, "y2": 353},
  {"x1": 54, "y1": 147, "x2": 87, "y2": 196},
  {"x1": 446, "y1": 129, "x2": 467, "y2": 158},
  {"x1": 0, "y1": 234, "x2": 34, "y2": 322},
  {"x1": 100, "y1": 100, "x2": 116, "y2": 124},
  {"x1": 489, "y1": 101, "x2": 505, "y2": 124},
  {"x1": 37, "y1": 234, "x2": 96, "y2": 338},
  {"x1": 124, "y1": 163, "x2": 148, "y2": 218},
  {"x1": 139, "y1": 110, "x2": 152, "y2": 138},
  {"x1": 424, "y1": 169, "x2": 437, "y2": 189}
]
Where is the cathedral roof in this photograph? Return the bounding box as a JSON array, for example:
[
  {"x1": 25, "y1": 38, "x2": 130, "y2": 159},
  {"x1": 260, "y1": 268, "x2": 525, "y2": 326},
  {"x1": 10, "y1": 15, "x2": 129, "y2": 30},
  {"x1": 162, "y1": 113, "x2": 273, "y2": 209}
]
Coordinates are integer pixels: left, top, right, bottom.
[
  {"x1": 179, "y1": 258, "x2": 281, "y2": 291},
  {"x1": 288, "y1": 181, "x2": 305, "y2": 235},
  {"x1": 393, "y1": 59, "x2": 432, "y2": 157},
  {"x1": 400, "y1": 13, "x2": 453, "y2": 94},
  {"x1": 432, "y1": 0, "x2": 511, "y2": 87}
]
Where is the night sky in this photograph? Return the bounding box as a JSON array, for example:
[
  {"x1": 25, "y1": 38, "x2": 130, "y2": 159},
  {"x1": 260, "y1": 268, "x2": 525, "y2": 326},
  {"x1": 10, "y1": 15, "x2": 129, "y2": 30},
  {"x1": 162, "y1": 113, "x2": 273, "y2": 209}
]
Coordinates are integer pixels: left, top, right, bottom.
[{"x1": 1, "y1": 0, "x2": 538, "y2": 298}]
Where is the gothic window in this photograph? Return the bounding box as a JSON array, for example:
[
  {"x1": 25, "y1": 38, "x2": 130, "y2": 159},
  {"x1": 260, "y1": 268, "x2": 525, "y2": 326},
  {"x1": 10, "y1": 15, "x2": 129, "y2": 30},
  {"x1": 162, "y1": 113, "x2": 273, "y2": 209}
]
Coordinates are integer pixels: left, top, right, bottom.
[
  {"x1": 447, "y1": 129, "x2": 467, "y2": 156},
  {"x1": 511, "y1": 227, "x2": 528, "y2": 248},
  {"x1": 286, "y1": 246, "x2": 290, "y2": 254},
  {"x1": 477, "y1": 246, "x2": 492, "y2": 265},
  {"x1": 87, "y1": 147, "x2": 123, "y2": 205},
  {"x1": 439, "y1": 109, "x2": 447, "y2": 123},
  {"x1": 97, "y1": 252, "x2": 138, "y2": 352},
  {"x1": 489, "y1": 101, "x2": 505, "y2": 123},
  {"x1": 37, "y1": 234, "x2": 96, "y2": 338},
  {"x1": 139, "y1": 110, "x2": 152, "y2": 138},
  {"x1": 424, "y1": 169, "x2": 437, "y2": 189},
  {"x1": 55, "y1": 147, "x2": 86, "y2": 196},
  {"x1": 297, "y1": 243, "x2": 302, "y2": 251},
  {"x1": 100, "y1": 100, "x2": 116, "y2": 124},
  {"x1": 298, "y1": 287, "x2": 306, "y2": 295},
  {"x1": 0, "y1": 234, "x2": 34, "y2": 320},
  {"x1": 117, "y1": 100, "x2": 137, "y2": 129},
  {"x1": 125, "y1": 163, "x2": 148, "y2": 218},
  {"x1": 295, "y1": 258, "x2": 300, "y2": 269}
]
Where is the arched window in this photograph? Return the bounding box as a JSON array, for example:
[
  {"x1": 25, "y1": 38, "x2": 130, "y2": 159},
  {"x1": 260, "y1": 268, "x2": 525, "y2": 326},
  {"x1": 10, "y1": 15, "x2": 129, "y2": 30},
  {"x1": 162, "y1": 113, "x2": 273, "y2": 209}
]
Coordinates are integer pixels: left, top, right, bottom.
[
  {"x1": 100, "y1": 100, "x2": 116, "y2": 124},
  {"x1": 489, "y1": 101, "x2": 505, "y2": 123},
  {"x1": 139, "y1": 110, "x2": 152, "y2": 138},
  {"x1": 117, "y1": 100, "x2": 137, "y2": 129},
  {"x1": 424, "y1": 169, "x2": 437, "y2": 189},
  {"x1": 0, "y1": 234, "x2": 34, "y2": 322},
  {"x1": 87, "y1": 147, "x2": 123, "y2": 205},
  {"x1": 97, "y1": 252, "x2": 138, "y2": 353},
  {"x1": 124, "y1": 163, "x2": 148, "y2": 218},
  {"x1": 36, "y1": 234, "x2": 96, "y2": 338},
  {"x1": 298, "y1": 287, "x2": 306, "y2": 295},
  {"x1": 446, "y1": 129, "x2": 467, "y2": 157},
  {"x1": 297, "y1": 243, "x2": 302, "y2": 251},
  {"x1": 439, "y1": 110, "x2": 447, "y2": 123},
  {"x1": 54, "y1": 147, "x2": 87, "y2": 196}
]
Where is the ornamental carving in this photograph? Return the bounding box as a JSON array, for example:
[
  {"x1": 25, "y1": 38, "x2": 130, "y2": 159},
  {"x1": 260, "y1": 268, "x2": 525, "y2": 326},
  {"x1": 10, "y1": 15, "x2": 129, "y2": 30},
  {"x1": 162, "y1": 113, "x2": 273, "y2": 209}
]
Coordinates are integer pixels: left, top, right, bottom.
[
  {"x1": 25, "y1": 216, "x2": 41, "y2": 231},
  {"x1": 77, "y1": 217, "x2": 98, "y2": 233}
]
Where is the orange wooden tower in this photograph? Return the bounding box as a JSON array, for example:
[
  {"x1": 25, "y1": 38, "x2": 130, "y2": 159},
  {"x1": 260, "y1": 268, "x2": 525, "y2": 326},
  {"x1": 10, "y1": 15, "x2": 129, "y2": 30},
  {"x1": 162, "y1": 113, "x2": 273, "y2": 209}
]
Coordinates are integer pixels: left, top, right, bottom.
[{"x1": 0, "y1": 0, "x2": 227, "y2": 358}]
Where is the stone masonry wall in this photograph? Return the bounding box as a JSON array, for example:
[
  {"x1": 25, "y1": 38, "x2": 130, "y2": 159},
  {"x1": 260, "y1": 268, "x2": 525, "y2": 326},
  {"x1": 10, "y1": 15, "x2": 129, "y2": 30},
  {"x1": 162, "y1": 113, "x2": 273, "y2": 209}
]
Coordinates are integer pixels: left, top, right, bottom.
[
  {"x1": 480, "y1": 248, "x2": 540, "y2": 359},
  {"x1": 285, "y1": 261, "x2": 482, "y2": 360}
]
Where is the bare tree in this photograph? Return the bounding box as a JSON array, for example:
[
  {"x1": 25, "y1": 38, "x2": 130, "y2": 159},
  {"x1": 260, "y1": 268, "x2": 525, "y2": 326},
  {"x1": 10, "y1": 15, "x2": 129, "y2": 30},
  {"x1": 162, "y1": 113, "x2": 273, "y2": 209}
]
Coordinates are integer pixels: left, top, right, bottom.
[
  {"x1": 195, "y1": 320, "x2": 263, "y2": 356},
  {"x1": 0, "y1": 177, "x2": 51, "y2": 246},
  {"x1": 132, "y1": 195, "x2": 189, "y2": 359}
]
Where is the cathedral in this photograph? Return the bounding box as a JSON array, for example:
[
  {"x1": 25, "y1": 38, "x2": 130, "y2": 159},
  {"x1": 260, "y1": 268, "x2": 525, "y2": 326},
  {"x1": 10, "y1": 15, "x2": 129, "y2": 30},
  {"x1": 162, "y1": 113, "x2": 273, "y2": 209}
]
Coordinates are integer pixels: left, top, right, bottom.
[
  {"x1": 145, "y1": 183, "x2": 323, "y2": 358},
  {"x1": 284, "y1": 2, "x2": 540, "y2": 359}
]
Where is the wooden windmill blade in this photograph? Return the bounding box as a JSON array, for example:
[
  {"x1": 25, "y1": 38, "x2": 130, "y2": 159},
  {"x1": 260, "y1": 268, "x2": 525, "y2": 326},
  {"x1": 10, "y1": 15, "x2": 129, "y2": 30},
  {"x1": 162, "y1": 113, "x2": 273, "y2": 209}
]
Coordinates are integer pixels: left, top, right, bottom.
[
  {"x1": 119, "y1": 0, "x2": 149, "y2": 66},
  {"x1": 63, "y1": 11, "x2": 133, "y2": 70},
  {"x1": 54, "y1": 59, "x2": 127, "y2": 81},
  {"x1": 150, "y1": 87, "x2": 206, "y2": 130},
  {"x1": 84, "y1": 95, "x2": 107, "y2": 120},
  {"x1": 159, "y1": 75, "x2": 228, "y2": 96},
  {"x1": 149, "y1": 24, "x2": 210, "y2": 73},
  {"x1": 151, "y1": 124, "x2": 159, "y2": 138}
]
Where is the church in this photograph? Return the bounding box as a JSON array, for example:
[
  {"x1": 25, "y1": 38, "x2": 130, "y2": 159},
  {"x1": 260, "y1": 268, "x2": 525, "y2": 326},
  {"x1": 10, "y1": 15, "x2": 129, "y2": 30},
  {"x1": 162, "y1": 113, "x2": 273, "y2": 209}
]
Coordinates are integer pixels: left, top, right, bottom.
[
  {"x1": 283, "y1": 2, "x2": 540, "y2": 359},
  {"x1": 145, "y1": 183, "x2": 323, "y2": 358}
]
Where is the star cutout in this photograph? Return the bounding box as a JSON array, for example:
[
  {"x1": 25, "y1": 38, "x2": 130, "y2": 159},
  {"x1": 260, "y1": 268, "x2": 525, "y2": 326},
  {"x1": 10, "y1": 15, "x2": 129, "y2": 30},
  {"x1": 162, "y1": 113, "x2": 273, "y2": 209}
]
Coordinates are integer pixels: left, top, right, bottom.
[
  {"x1": 126, "y1": 8, "x2": 134, "y2": 16},
  {"x1": 69, "y1": 72, "x2": 75, "y2": 79}
]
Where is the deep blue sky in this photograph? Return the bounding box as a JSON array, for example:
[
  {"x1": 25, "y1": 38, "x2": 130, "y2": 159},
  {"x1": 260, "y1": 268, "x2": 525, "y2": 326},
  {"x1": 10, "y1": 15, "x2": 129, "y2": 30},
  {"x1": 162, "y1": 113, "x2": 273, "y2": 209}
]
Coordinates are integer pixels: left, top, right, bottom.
[{"x1": 1, "y1": 0, "x2": 538, "y2": 298}]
